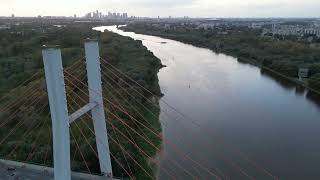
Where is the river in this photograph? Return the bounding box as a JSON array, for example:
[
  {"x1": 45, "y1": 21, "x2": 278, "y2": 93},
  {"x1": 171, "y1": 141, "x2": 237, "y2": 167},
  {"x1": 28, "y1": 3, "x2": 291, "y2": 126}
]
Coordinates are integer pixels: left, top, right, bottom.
[{"x1": 95, "y1": 26, "x2": 320, "y2": 180}]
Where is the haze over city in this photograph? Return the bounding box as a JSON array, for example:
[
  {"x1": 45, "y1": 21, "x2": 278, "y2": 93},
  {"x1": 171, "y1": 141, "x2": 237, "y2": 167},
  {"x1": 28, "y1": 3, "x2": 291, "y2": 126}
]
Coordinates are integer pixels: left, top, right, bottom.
[{"x1": 1, "y1": 0, "x2": 320, "y2": 18}]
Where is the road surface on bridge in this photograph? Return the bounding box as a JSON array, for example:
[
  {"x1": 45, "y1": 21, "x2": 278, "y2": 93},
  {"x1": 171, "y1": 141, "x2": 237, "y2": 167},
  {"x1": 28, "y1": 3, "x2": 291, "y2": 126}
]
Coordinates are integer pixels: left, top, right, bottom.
[{"x1": 0, "y1": 159, "x2": 116, "y2": 180}]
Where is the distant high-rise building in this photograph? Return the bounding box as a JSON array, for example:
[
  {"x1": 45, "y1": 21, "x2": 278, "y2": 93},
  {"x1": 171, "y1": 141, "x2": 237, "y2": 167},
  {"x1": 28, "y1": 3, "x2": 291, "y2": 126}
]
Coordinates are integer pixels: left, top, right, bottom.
[
  {"x1": 86, "y1": 12, "x2": 92, "y2": 18},
  {"x1": 84, "y1": 10, "x2": 129, "y2": 19}
]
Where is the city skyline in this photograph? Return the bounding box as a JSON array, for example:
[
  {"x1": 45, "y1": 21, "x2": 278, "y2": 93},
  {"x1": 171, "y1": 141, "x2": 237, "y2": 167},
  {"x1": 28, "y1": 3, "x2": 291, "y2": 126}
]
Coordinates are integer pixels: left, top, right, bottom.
[{"x1": 1, "y1": 0, "x2": 320, "y2": 18}]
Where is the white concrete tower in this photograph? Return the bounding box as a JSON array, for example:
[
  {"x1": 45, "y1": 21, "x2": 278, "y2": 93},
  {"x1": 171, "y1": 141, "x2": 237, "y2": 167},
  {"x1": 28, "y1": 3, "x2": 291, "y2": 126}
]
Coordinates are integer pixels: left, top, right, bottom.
[
  {"x1": 42, "y1": 46, "x2": 71, "y2": 180},
  {"x1": 84, "y1": 39, "x2": 113, "y2": 177}
]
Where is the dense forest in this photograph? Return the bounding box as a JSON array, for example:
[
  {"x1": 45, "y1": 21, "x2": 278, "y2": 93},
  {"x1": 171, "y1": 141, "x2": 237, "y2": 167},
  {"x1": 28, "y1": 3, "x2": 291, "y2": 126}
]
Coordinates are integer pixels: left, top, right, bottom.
[
  {"x1": 0, "y1": 20, "x2": 162, "y2": 179},
  {"x1": 122, "y1": 24, "x2": 320, "y2": 91}
]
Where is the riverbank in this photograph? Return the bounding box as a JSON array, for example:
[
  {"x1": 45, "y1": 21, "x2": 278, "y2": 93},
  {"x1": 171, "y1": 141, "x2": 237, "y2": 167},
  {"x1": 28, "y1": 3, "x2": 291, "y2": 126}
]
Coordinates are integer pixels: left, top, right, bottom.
[{"x1": 121, "y1": 24, "x2": 320, "y2": 92}]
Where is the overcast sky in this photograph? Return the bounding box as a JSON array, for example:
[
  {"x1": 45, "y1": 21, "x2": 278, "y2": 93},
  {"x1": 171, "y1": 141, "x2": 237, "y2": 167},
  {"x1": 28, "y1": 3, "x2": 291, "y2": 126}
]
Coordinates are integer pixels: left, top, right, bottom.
[{"x1": 1, "y1": 0, "x2": 319, "y2": 18}]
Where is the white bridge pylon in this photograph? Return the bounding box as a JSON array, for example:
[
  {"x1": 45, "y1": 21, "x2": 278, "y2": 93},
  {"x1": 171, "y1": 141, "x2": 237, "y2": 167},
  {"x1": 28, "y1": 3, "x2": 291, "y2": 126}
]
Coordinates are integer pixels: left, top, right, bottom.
[{"x1": 42, "y1": 40, "x2": 113, "y2": 180}]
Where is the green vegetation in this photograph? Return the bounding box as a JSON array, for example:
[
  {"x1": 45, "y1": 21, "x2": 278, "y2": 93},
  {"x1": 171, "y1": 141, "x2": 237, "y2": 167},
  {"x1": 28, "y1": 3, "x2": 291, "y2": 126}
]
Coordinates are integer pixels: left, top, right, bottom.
[
  {"x1": 122, "y1": 24, "x2": 320, "y2": 91},
  {"x1": 0, "y1": 21, "x2": 162, "y2": 179}
]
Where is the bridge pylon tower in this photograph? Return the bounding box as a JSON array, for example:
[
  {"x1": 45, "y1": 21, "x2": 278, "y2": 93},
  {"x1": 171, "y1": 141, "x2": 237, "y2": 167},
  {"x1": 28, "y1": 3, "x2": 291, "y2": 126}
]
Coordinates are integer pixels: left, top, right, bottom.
[{"x1": 42, "y1": 40, "x2": 113, "y2": 180}]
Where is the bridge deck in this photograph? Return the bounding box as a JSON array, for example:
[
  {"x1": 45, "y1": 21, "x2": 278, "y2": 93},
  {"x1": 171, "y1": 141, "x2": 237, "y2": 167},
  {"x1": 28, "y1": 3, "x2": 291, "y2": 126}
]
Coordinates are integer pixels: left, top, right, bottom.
[{"x1": 0, "y1": 159, "x2": 117, "y2": 180}]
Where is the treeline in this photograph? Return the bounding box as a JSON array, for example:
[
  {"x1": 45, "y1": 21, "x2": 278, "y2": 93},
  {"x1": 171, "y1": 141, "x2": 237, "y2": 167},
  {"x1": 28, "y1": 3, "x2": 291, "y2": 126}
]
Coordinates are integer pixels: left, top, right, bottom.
[
  {"x1": 122, "y1": 24, "x2": 320, "y2": 91},
  {"x1": 0, "y1": 22, "x2": 162, "y2": 179}
]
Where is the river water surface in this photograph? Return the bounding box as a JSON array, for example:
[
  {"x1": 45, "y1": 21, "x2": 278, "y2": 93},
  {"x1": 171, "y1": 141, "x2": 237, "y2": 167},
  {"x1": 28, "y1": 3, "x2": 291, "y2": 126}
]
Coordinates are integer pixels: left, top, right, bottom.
[{"x1": 95, "y1": 26, "x2": 320, "y2": 180}]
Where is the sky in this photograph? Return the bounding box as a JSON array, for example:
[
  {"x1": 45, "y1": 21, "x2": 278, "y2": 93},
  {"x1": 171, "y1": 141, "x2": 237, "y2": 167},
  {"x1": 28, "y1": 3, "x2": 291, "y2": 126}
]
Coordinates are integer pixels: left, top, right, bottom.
[{"x1": 1, "y1": 0, "x2": 319, "y2": 18}]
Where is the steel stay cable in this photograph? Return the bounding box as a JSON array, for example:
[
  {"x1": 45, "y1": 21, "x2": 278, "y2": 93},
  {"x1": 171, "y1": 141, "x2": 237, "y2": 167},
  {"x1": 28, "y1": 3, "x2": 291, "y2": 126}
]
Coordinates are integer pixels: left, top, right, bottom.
[
  {"x1": 72, "y1": 117, "x2": 133, "y2": 179},
  {"x1": 65, "y1": 76, "x2": 200, "y2": 180},
  {"x1": 102, "y1": 75, "x2": 160, "y2": 133},
  {"x1": 65, "y1": 76, "x2": 133, "y2": 178},
  {"x1": 0, "y1": 86, "x2": 45, "y2": 128},
  {"x1": 64, "y1": 58, "x2": 85, "y2": 74},
  {"x1": 102, "y1": 61, "x2": 216, "y2": 132},
  {"x1": 66, "y1": 92, "x2": 134, "y2": 179},
  {"x1": 102, "y1": 74, "x2": 225, "y2": 179},
  {"x1": 0, "y1": 58, "x2": 82, "y2": 115},
  {"x1": 43, "y1": 124, "x2": 52, "y2": 166},
  {"x1": 0, "y1": 57, "x2": 84, "y2": 110},
  {"x1": 104, "y1": 99, "x2": 222, "y2": 180},
  {"x1": 25, "y1": 113, "x2": 51, "y2": 163},
  {"x1": 66, "y1": 83, "x2": 155, "y2": 180},
  {"x1": 102, "y1": 71, "x2": 234, "y2": 179},
  {"x1": 66, "y1": 91, "x2": 113, "y2": 176},
  {"x1": 105, "y1": 105, "x2": 215, "y2": 180},
  {"x1": 101, "y1": 78, "x2": 199, "y2": 179},
  {"x1": 6, "y1": 105, "x2": 49, "y2": 160},
  {"x1": 0, "y1": 79, "x2": 44, "y2": 115},
  {"x1": 104, "y1": 85, "x2": 154, "y2": 148},
  {"x1": 72, "y1": 148, "x2": 79, "y2": 168},
  {"x1": 0, "y1": 58, "x2": 84, "y2": 164},
  {"x1": 70, "y1": 120, "x2": 91, "y2": 173},
  {"x1": 7, "y1": 100, "x2": 49, "y2": 162},
  {"x1": 70, "y1": 111, "x2": 134, "y2": 179},
  {"x1": 106, "y1": 118, "x2": 134, "y2": 177},
  {"x1": 66, "y1": 78, "x2": 178, "y2": 180},
  {"x1": 101, "y1": 58, "x2": 276, "y2": 179},
  {"x1": 110, "y1": 152, "x2": 134, "y2": 180},
  {"x1": 102, "y1": 73, "x2": 162, "y2": 133},
  {"x1": 64, "y1": 71, "x2": 222, "y2": 180},
  {"x1": 103, "y1": 67, "x2": 257, "y2": 180},
  {"x1": 101, "y1": 63, "x2": 202, "y2": 136},
  {"x1": 104, "y1": 94, "x2": 175, "y2": 178},
  {"x1": 107, "y1": 96, "x2": 142, "y2": 151},
  {"x1": 65, "y1": 71, "x2": 96, "y2": 170},
  {"x1": 39, "y1": 57, "x2": 84, "y2": 167},
  {"x1": 79, "y1": 113, "x2": 157, "y2": 180},
  {"x1": 69, "y1": 91, "x2": 169, "y2": 179},
  {"x1": 0, "y1": 71, "x2": 42, "y2": 105},
  {"x1": 67, "y1": 86, "x2": 136, "y2": 177},
  {"x1": 105, "y1": 114, "x2": 178, "y2": 180},
  {"x1": 107, "y1": 130, "x2": 155, "y2": 180},
  {"x1": 0, "y1": 93, "x2": 47, "y2": 146},
  {"x1": 70, "y1": 127, "x2": 92, "y2": 174},
  {"x1": 102, "y1": 65, "x2": 256, "y2": 180},
  {"x1": 105, "y1": 104, "x2": 179, "y2": 180},
  {"x1": 0, "y1": 59, "x2": 81, "y2": 115},
  {"x1": 102, "y1": 66, "x2": 258, "y2": 180}
]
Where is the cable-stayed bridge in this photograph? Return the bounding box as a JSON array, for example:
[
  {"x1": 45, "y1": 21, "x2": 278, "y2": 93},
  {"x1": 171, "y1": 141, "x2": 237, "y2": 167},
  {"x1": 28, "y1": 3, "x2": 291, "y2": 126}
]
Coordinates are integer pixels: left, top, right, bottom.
[{"x1": 0, "y1": 40, "x2": 279, "y2": 180}]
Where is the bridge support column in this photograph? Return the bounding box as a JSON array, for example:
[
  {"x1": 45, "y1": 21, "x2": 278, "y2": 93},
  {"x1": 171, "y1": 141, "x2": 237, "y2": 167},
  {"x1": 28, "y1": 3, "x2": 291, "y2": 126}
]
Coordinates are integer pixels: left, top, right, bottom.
[
  {"x1": 42, "y1": 46, "x2": 71, "y2": 180},
  {"x1": 84, "y1": 40, "x2": 113, "y2": 177}
]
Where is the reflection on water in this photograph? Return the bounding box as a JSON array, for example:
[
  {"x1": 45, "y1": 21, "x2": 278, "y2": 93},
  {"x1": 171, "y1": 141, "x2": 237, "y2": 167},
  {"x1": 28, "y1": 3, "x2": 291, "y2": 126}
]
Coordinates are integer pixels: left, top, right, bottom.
[
  {"x1": 260, "y1": 68, "x2": 297, "y2": 90},
  {"x1": 306, "y1": 91, "x2": 320, "y2": 108},
  {"x1": 260, "y1": 68, "x2": 320, "y2": 108},
  {"x1": 95, "y1": 26, "x2": 320, "y2": 180}
]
